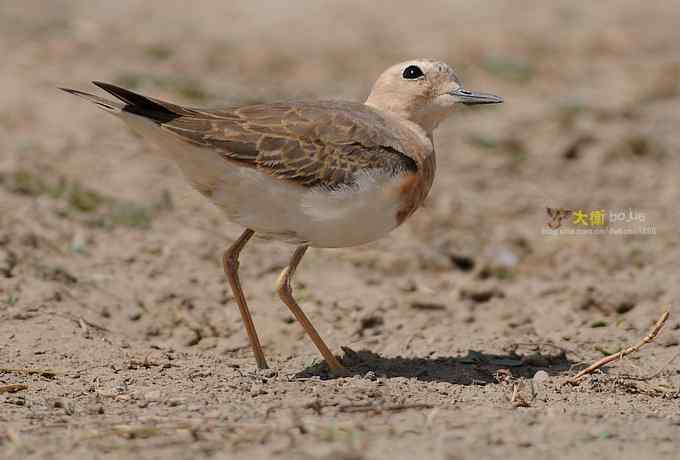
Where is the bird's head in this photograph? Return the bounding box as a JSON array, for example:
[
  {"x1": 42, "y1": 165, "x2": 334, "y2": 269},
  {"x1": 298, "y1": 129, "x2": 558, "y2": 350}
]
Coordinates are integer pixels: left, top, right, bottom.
[{"x1": 365, "y1": 59, "x2": 503, "y2": 135}]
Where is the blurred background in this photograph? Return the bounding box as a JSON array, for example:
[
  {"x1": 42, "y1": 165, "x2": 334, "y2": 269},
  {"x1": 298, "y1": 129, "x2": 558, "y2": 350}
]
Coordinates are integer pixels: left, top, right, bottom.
[{"x1": 1, "y1": 1, "x2": 679, "y2": 458}]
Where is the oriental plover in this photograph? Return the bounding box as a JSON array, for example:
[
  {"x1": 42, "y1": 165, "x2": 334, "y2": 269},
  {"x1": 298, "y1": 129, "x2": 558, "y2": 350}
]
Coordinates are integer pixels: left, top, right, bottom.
[{"x1": 61, "y1": 59, "x2": 502, "y2": 375}]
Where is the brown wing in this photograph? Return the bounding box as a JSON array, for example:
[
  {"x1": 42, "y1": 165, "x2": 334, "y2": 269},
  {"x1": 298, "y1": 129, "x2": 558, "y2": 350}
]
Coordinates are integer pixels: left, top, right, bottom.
[
  {"x1": 160, "y1": 101, "x2": 417, "y2": 188},
  {"x1": 87, "y1": 82, "x2": 417, "y2": 188}
]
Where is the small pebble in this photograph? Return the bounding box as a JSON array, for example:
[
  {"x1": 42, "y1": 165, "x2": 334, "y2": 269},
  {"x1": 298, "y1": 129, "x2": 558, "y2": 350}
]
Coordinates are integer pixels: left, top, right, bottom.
[
  {"x1": 364, "y1": 371, "x2": 377, "y2": 381},
  {"x1": 166, "y1": 397, "x2": 185, "y2": 407},
  {"x1": 492, "y1": 247, "x2": 519, "y2": 267},
  {"x1": 533, "y1": 370, "x2": 550, "y2": 383}
]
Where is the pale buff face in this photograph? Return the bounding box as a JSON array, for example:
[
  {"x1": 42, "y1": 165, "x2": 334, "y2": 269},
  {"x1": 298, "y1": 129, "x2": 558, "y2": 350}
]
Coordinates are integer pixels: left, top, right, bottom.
[{"x1": 365, "y1": 59, "x2": 502, "y2": 134}]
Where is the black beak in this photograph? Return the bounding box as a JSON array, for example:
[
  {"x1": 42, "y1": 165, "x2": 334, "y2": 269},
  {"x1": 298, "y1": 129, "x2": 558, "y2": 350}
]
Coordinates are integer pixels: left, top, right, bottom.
[{"x1": 451, "y1": 88, "x2": 504, "y2": 105}]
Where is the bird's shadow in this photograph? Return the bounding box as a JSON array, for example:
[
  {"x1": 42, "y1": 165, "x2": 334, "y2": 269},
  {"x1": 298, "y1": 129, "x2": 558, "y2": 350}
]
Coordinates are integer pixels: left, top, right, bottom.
[{"x1": 296, "y1": 346, "x2": 576, "y2": 384}]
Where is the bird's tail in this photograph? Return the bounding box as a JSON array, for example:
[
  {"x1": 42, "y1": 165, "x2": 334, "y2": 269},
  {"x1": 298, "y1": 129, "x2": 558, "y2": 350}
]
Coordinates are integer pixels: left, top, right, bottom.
[
  {"x1": 60, "y1": 81, "x2": 182, "y2": 124},
  {"x1": 59, "y1": 86, "x2": 124, "y2": 114}
]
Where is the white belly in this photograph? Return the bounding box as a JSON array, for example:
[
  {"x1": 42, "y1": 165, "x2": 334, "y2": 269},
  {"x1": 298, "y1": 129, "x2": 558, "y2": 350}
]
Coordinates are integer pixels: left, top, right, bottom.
[{"x1": 201, "y1": 158, "x2": 403, "y2": 248}]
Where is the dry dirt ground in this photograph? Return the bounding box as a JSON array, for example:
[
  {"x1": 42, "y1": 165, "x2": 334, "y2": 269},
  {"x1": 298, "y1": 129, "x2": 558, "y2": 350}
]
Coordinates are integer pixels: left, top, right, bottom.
[{"x1": 1, "y1": 1, "x2": 680, "y2": 459}]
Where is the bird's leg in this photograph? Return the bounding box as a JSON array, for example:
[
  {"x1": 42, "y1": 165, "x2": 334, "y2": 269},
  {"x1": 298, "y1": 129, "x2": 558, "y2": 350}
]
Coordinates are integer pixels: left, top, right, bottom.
[
  {"x1": 223, "y1": 228, "x2": 268, "y2": 370},
  {"x1": 276, "y1": 246, "x2": 348, "y2": 376}
]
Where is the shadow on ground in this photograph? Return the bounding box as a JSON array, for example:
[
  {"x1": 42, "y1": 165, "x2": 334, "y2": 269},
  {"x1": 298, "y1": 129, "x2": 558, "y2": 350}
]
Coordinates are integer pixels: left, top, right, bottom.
[{"x1": 296, "y1": 346, "x2": 576, "y2": 384}]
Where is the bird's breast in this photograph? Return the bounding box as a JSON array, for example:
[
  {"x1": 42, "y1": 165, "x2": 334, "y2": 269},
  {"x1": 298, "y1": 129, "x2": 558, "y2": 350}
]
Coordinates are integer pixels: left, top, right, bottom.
[{"x1": 395, "y1": 153, "x2": 435, "y2": 224}]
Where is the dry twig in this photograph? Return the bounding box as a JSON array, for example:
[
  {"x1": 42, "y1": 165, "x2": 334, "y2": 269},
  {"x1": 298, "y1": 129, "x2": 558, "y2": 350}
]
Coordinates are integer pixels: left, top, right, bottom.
[
  {"x1": 508, "y1": 380, "x2": 535, "y2": 408},
  {"x1": 0, "y1": 384, "x2": 28, "y2": 394},
  {"x1": 510, "y1": 383, "x2": 530, "y2": 407},
  {"x1": 569, "y1": 310, "x2": 670, "y2": 383}
]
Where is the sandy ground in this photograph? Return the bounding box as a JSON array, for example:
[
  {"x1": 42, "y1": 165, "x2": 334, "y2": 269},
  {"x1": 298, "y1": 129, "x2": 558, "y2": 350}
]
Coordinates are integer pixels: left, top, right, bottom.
[{"x1": 1, "y1": 1, "x2": 680, "y2": 459}]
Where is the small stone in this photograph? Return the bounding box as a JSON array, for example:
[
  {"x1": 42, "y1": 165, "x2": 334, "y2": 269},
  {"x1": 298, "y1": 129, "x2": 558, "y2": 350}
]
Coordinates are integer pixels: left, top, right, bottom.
[
  {"x1": 533, "y1": 370, "x2": 550, "y2": 383},
  {"x1": 166, "y1": 397, "x2": 185, "y2": 407},
  {"x1": 491, "y1": 247, "x2": 519, "y2": 268},
  {"x1": 364, "y1": 371, "x2": 377, "y2": 381}
]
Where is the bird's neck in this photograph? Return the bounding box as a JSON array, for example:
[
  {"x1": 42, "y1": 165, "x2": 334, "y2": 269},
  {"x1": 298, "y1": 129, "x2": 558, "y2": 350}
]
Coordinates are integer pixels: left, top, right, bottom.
[
  {"x1": 364, "y1": 99, "x2": 438, "y2": 139},
  {"x1": 364, "y1": 103, "x2": 436, "y2": 192}
]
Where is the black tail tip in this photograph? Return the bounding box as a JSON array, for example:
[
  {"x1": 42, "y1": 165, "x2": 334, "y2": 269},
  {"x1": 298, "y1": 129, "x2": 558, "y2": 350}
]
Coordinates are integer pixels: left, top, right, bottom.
[
  {"x1": 91, "y1": 81, "x2": 118, "y2": 93},
  {"x1": 90, "y1": 81, "x2": 180, "y2": 124}
]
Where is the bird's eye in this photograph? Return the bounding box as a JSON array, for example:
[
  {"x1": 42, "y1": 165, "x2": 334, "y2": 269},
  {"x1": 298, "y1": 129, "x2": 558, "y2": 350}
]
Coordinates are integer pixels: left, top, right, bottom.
[{"x1": 402, "y1": 65, "x2": 424, "y2": 80}]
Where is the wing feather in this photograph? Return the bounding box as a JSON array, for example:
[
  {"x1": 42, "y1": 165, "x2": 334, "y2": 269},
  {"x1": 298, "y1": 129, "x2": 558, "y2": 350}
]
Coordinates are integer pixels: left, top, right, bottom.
[{"x1": 160, "y1": 101, "x2": 417, "y2": 188}]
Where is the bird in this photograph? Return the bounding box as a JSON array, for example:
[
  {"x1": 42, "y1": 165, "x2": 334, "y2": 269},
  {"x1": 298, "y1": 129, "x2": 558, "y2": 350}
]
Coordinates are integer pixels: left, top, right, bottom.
[{"x1": 61, "y1": 59, "x2": 502, "y2": 376}]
